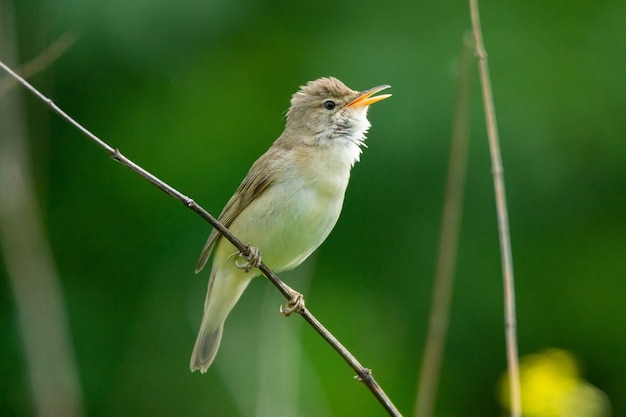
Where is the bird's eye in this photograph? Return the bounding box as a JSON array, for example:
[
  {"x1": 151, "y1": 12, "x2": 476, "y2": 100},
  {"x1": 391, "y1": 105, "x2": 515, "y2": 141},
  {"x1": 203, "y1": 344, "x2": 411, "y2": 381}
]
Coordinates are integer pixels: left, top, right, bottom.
[{"x1": 323, "y1": 100, "x2": 336, "y2": 110}]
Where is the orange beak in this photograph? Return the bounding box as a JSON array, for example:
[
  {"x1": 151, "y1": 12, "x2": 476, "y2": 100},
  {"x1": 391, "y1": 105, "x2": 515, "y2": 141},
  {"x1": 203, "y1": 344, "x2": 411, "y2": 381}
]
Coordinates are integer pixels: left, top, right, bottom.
[{"x1": 346, "y1": 84, "x2": 392, "y2": 108}]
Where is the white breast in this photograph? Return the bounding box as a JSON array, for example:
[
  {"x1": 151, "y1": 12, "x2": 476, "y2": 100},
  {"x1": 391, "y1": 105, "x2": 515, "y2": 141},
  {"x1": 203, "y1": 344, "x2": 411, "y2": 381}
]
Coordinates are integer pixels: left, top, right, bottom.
[{"x1": 227, "y1": 142, "x2": 354, "y2": 272}]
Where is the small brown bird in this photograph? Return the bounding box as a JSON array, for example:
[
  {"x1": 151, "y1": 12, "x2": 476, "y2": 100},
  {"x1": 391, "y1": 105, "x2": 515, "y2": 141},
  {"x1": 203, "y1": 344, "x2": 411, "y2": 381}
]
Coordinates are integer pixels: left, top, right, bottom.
[{"x1": 191, "y1": 77, "x2": 391, "y2": 372}]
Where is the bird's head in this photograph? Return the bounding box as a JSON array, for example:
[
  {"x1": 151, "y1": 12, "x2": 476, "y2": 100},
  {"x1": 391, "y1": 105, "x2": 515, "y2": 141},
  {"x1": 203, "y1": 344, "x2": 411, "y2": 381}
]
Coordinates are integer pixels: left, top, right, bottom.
[{"x1": 285, "y1": 77, "x2": 391, "y2": 153}]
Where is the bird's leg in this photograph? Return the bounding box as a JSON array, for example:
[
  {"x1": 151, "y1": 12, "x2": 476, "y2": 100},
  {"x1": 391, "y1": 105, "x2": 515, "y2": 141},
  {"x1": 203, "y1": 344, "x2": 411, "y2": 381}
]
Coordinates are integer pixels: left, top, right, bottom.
[
  {"x1": 233, "y1": 245, "x2": 262, "y2": 272},
  {"x1": 280, "y1": 284, "x2": 305, "y2": 316}
]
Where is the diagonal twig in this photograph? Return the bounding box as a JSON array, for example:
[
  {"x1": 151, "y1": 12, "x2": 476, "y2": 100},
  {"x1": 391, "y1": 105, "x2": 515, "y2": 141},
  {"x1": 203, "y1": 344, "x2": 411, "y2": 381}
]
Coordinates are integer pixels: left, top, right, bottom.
[
  {"x1": 468, "y1": 1, "x2": 522, "y2": 416},
  {"x1": 0, "y1": 30, "x2": 78, "y2": 97},
  {"x1": 0, "y1": 59, "x2": 403, "y2": 417}
]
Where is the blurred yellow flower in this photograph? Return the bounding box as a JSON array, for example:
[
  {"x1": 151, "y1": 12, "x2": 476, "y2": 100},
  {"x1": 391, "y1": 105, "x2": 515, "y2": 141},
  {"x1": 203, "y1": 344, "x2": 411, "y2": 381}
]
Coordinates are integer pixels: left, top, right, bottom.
[{"x1": 498, "y1": 349, "x2": 610, "y2": 417}]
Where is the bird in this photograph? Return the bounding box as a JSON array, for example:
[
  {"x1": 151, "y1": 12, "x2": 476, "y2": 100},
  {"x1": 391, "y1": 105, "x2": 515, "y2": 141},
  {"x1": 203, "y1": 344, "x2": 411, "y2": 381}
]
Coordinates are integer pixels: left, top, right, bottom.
[{"x1": 190, "y1": 77, "x2": 391, "y2": 372}]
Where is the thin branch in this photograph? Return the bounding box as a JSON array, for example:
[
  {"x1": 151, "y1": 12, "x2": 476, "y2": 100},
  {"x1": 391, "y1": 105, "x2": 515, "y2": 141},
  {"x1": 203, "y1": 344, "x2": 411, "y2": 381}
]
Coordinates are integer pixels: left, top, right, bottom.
[
  {"x1": 0, "y1": 59, "x2": 403, "y2": 417},
  {"x1": 414, "y1": 32, "x2": 473, "y2": 417},
  {"x1": 0, "y1": 30, "x2": 78, "y2": 96},
  {"x1": 468, "y1": 1, "x2": 522, "y2": 416}
]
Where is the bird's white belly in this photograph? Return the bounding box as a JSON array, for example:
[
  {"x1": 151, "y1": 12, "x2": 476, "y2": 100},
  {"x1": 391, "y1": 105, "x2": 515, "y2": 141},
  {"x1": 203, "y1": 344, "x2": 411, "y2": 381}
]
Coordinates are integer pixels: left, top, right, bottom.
[{"x1": 225, "y1": 177, "x2": 345, "y2": 272}]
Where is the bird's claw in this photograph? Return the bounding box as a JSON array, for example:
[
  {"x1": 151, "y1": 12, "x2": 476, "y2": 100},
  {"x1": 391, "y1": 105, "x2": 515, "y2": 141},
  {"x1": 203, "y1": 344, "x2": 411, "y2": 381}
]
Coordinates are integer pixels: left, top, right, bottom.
[
  {"x1": 280, "y1": 291, "x2": 305, "y2": 316},
  {"x1": 234, "y1": 245, "x2": 262, "y2": 272}
]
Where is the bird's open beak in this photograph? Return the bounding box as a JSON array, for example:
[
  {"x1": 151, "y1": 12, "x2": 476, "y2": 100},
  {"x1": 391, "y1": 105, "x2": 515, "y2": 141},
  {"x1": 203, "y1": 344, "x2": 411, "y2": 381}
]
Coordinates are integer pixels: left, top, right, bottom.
[{"x1": 346, "y1": 85, "x2": 392, "y2": 108}]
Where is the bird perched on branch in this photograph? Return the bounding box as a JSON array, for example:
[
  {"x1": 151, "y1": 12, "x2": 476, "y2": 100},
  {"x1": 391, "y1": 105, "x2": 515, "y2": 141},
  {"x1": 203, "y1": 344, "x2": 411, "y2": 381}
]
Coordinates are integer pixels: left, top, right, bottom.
[{"x1": 191, "y1": 77, "x2": 391, "y2": 372}]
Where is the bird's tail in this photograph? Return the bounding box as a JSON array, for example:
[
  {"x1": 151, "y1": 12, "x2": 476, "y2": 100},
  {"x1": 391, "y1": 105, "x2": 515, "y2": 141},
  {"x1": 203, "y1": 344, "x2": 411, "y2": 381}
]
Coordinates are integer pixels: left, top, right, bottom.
[{"x1": 190, "y1": 268, "x2": 253, "y2": 372}]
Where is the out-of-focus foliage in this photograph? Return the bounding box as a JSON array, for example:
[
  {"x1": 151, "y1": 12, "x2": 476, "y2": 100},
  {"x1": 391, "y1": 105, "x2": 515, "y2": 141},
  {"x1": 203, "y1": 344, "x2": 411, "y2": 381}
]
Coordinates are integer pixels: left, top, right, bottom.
[{"x1": 1, "y1": 0, "x2": 625, "y2": 416}]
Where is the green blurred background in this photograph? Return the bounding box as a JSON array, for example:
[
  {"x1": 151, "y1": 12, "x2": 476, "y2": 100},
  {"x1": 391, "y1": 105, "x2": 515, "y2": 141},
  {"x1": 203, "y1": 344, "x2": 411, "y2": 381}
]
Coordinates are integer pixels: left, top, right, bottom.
[{"x1": 1, "y1": 0, "x2": 625, "y2": 416}]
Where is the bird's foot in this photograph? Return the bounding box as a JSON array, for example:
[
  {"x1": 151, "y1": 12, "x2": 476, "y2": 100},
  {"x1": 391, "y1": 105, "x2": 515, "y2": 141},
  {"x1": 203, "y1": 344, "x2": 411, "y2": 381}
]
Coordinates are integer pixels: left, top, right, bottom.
[
  {"x1": 234, "y1": 245, "x2": 262, "y2": 272},
  {"x1": 280, "y1": 290, "x2": 305, "y2": 316}
]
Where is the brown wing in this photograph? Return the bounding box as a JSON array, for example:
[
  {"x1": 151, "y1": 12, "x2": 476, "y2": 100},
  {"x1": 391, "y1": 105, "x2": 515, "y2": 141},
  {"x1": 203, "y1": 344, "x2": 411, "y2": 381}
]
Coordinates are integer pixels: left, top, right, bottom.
[{"x1": 194, "y1": 149, "x2": 280, "y2": 273}]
